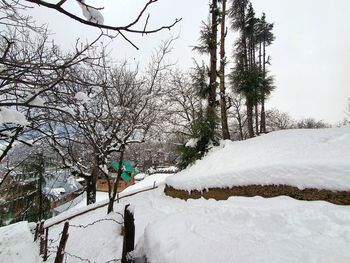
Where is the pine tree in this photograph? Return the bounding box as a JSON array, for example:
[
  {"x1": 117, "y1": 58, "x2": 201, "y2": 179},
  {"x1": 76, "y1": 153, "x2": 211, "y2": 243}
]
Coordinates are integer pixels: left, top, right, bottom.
[
  {"x1": 230, "y1": 1, "x2": 275, "y2": 137},
  {"x1": 179, "y1": 0, "x2": 222, "y2": 169},
  {"x1": 257, "y1": 13, "x2": 275, "y2": 133},
  {"x1": 230, "y1": 0, "x2": 256, "y2": 138}
]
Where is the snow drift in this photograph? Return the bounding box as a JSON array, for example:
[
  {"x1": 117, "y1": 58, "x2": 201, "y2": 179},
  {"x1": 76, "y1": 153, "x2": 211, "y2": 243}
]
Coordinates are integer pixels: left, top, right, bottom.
[{"x1": 166, "y1": 127, "x2": 350, "y2": 192}]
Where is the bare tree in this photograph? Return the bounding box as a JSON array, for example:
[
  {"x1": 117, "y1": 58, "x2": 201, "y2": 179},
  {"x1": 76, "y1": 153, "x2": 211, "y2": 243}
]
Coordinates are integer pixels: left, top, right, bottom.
[
  {"x1": 265, "y1": 108, "x2": 293, "y2": 131},
  {"x1": 229, "y1": 93, "x2": 247, "y2": 140},
  {"x1": 0, "y1": 0, "x2": 179, "y2": 163},
  {"x1": 163, "y1": 69, "x2": 201, "y2": 140},
  {"x1": 0, "y1": 3, "x2": 103, "y2": 164},
  {"x1": 41, "y1": 39, "x2": 174, "y2": 209},
  {"x1": 295, "y1": 118, "x2": 330, "y2": 129},
  {"x1": 22, "y1": 0, "x2": 181, "y2": 49}
]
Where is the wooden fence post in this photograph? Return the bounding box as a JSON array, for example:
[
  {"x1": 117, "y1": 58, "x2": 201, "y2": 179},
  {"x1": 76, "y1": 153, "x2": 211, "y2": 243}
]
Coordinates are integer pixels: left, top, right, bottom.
[
  {"x1": 39, "y1": 221, "x2": 45, "y2": 256},
  {"x1": 122, "y1": 204, "x2": 135, "y2": 263},
  {"x1": 54, "y1": 222, "x2": 69, "y2": 263},
  {"x1": 34, "y1": 222, "x2": 39, "y2": 241},
  {"x1": 43, "y1": 227, "x2": 49, "y2": 261}
]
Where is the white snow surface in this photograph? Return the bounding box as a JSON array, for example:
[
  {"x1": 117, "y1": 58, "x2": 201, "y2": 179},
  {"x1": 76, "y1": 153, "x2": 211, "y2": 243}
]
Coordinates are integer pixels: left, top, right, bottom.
[
  {"x1": 122, "y1": 173, "x2": 171, "y2": 193},
  {"x1": 142, "y1": 192, "x2": 350, "y2": 263},
  {"x1": 44, "y1": 183, "x2": 350, "y2": 263},
  {"x1": 74, "y1": 91, "x2": 90, "y2": 104},
  {"x1": 167, "y1": 127, "x2": 350, "y2": 191},
  {"x1": 0, "y1": 107, "x2": 29, "y2": 126},
  {"x1": 41, "y1": 173, "x2": 350, "y2": 263},
  {"x1": 0, "y1": 221, "x2": 42, "y2": 263},
  {"x1": 78, "y1": 0, "x2": 104, "y2": 25},
  {"x1": 185, "y1": 138, "x2": 198, "y2": 148}
]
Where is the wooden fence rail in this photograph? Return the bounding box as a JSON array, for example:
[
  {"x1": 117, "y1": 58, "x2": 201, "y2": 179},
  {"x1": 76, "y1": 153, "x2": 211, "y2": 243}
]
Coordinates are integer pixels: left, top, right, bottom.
[
  {"x1": 45, "y1": 185, "x2": 158, "y2": 229},
  {"x1": 40, "y1": 185, "x2": 157, "y2": 261}
]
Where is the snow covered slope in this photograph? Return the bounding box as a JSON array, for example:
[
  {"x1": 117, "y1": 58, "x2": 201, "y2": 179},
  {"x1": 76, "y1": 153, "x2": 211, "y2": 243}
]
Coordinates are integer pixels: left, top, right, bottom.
[
  {"x1": 167, "y1": 127, "x2": 350, "y2": 191},
  {"x1": 141, "y1": 191, "x2": 350, "y2": 263},
  {"x1": 30, "y1": 173, "x2": 350, "y2": 263},
  {"x1": 0, "y1": 221, "x2": 42, "y2": 263}
]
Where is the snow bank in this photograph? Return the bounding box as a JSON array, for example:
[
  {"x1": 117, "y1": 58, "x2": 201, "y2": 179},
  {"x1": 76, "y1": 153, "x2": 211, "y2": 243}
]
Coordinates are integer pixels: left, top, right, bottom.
[
  {"x1": 0, "y1": 221, "x2": 42, "y2": 263},
  {"x1": 122, "y1": 173, "x2": 172, "y2": 194},
  {"x1": 142, "y1": 193, "x2": 350, "y2": 263},
  {"x1": 167, "y1": 127, "x2": 350, "y2": 191},
  {"x1": 43, "y1": 174, "x2": 350, "y2": 263}
]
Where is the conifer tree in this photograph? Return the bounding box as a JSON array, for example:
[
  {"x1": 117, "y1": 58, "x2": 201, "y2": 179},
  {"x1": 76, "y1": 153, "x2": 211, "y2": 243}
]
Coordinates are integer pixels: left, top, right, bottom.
[
  {"x1": 230, "y1": 0, "x2": 255, "y2": 138},
  {"x1": 230, "y1": 0, "x2": 275, "y2": 137},
  {"x1": 257, "y1": 13, "x2": 275, "y2": 133}
]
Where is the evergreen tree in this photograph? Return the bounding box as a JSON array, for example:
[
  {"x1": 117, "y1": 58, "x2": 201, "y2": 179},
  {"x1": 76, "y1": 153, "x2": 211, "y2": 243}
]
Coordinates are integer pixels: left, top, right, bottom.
[
  {"x1": 229, "y1": 1, "x2": 275, "y2": 137},
  {"x1": 178, "y1": 63, "x2": 219, "y2": 169},
  {"x1": 180, "y1": 0, "x2": 222, "y2": 169},
  {"x1": 230, "y1": 0, "x2": 255, "y2": 138},
  {"x1": 257, "y1": 13, "x2": 275, "y2": 133}
]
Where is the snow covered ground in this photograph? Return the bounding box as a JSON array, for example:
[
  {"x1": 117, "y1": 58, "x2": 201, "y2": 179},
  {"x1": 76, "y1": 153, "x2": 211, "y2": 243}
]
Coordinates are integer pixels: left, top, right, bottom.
[
  {"x1": 2, "y1": 171, "x2": 350, "y2": 263},
  {"x1": 2, "y1": 128, "x2": 350, "y2": 263},
  {"x1": 0, "y1": 221, "x2": 42, "y2": 263},
  {"x1": 167, "y1": 127, "x2": 350, "y2": 191},
  {"x1": 42, "y1": 172, "x2": 350, "y2": 263}
]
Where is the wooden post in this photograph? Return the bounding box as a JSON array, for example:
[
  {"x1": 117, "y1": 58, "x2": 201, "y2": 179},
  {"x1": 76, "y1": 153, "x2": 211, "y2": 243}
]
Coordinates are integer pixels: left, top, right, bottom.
[
  {"x1": 34, "y1": 222, "x2": 39, "y2": 241},
  {"x1": 43, "y1": 227, "x2": 49, "y2": 261},
  {"x1": 121, "y1": 204, "x2": 135, "y2": 263},
  {"x1": 54, "y1": 222, "x2": 69, "y2": 263},
  {"x1": 39, "y1": 221, "x2": 45, "y2": 256}
]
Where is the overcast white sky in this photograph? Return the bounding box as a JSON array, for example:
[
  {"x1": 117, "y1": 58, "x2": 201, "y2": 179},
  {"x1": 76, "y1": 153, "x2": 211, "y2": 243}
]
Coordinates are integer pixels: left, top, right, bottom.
[{"x1": 26, "y1": 0, "x2": 350, "y2": 124}]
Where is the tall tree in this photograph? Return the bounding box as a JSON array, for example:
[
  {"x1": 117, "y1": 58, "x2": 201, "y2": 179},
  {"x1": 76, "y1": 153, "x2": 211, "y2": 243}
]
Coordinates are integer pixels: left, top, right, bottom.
[
  {"x1": 229, "y1": 0, "x2": 256, "y2": 138},
  {"x1": 219, "y1": 0, "x2": 230, "y2": 140},
  {"x1": 257, "y1": 13, "x2": 275, "y2": 133},
  {"x1": 230, "y1": 0, "x2": 275, "y2": 138},
  {"x1": 207, "y1": 0, "x2": 220, "y2": 143}
]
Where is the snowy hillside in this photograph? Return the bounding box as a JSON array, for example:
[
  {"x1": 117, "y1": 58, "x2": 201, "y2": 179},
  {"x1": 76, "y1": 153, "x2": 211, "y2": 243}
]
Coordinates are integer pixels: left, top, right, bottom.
[
  {"x1": 45, "y1": 181, "x2": 350, "y2": 263},
  {"x1": 2, "y1": 172, "x2": 350, "y2": 263},
  {"x1": 167, "y1": 127, "x2": 350, "y2": 191}
]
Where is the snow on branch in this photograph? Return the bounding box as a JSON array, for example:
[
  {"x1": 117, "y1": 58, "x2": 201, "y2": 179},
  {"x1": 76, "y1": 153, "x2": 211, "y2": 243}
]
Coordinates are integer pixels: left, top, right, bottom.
[
  {"x1": 23, "y1": 0, "x2": 182, "y2": 49},
  {"x1": 77, "y1": 0, "x2": 104, "y2": 25}
]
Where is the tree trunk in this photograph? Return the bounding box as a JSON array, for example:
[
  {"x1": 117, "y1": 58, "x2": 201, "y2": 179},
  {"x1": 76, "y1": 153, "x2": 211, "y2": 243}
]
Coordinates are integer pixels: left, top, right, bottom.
[
  {"x1": 237, "y1": 113, "x2": 244, "y2": 141},
  {"x1": 260, "y1": 38, "x2": 267, "y2": 133},
  {"x1": 219, "y1": 0, "x2": 230, "y2": 140},
  {"x1": 87, "y1": 167, "x2": 98, "y2": 205},
  {"x1": 209, "y1": 0, "x2": 218, "y2": 109},
  {"x1": 255, "y1": 102, "x2": 259, "y2": 135},
  {"x1": 107, "y1": 145, "x2": 126, "y2": 213},
  {"x1": 260, "y1": 98, "x2": 266, "y2": 133},
  {"x1": 246, "y1": 98, "x2": 254, "y2": 138}
]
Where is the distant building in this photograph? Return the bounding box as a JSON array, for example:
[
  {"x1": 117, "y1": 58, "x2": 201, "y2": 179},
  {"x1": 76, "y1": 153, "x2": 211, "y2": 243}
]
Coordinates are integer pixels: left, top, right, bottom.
[
  {"x1": 96, "y1": 160, "x2": 137, "y2": 193},
  {"x1": 43, "y1": 170, "x2": 84, "y2": 215}
]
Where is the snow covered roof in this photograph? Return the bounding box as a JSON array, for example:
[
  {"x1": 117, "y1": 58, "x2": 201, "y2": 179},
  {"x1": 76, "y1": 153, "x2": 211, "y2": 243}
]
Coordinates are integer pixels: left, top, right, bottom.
[
  {"x1": 166, "y1": 127, "x2": 350, "y2": 192},
  {"x1": 44, "y1": 170, "x2": 83, "y2": 201}
]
